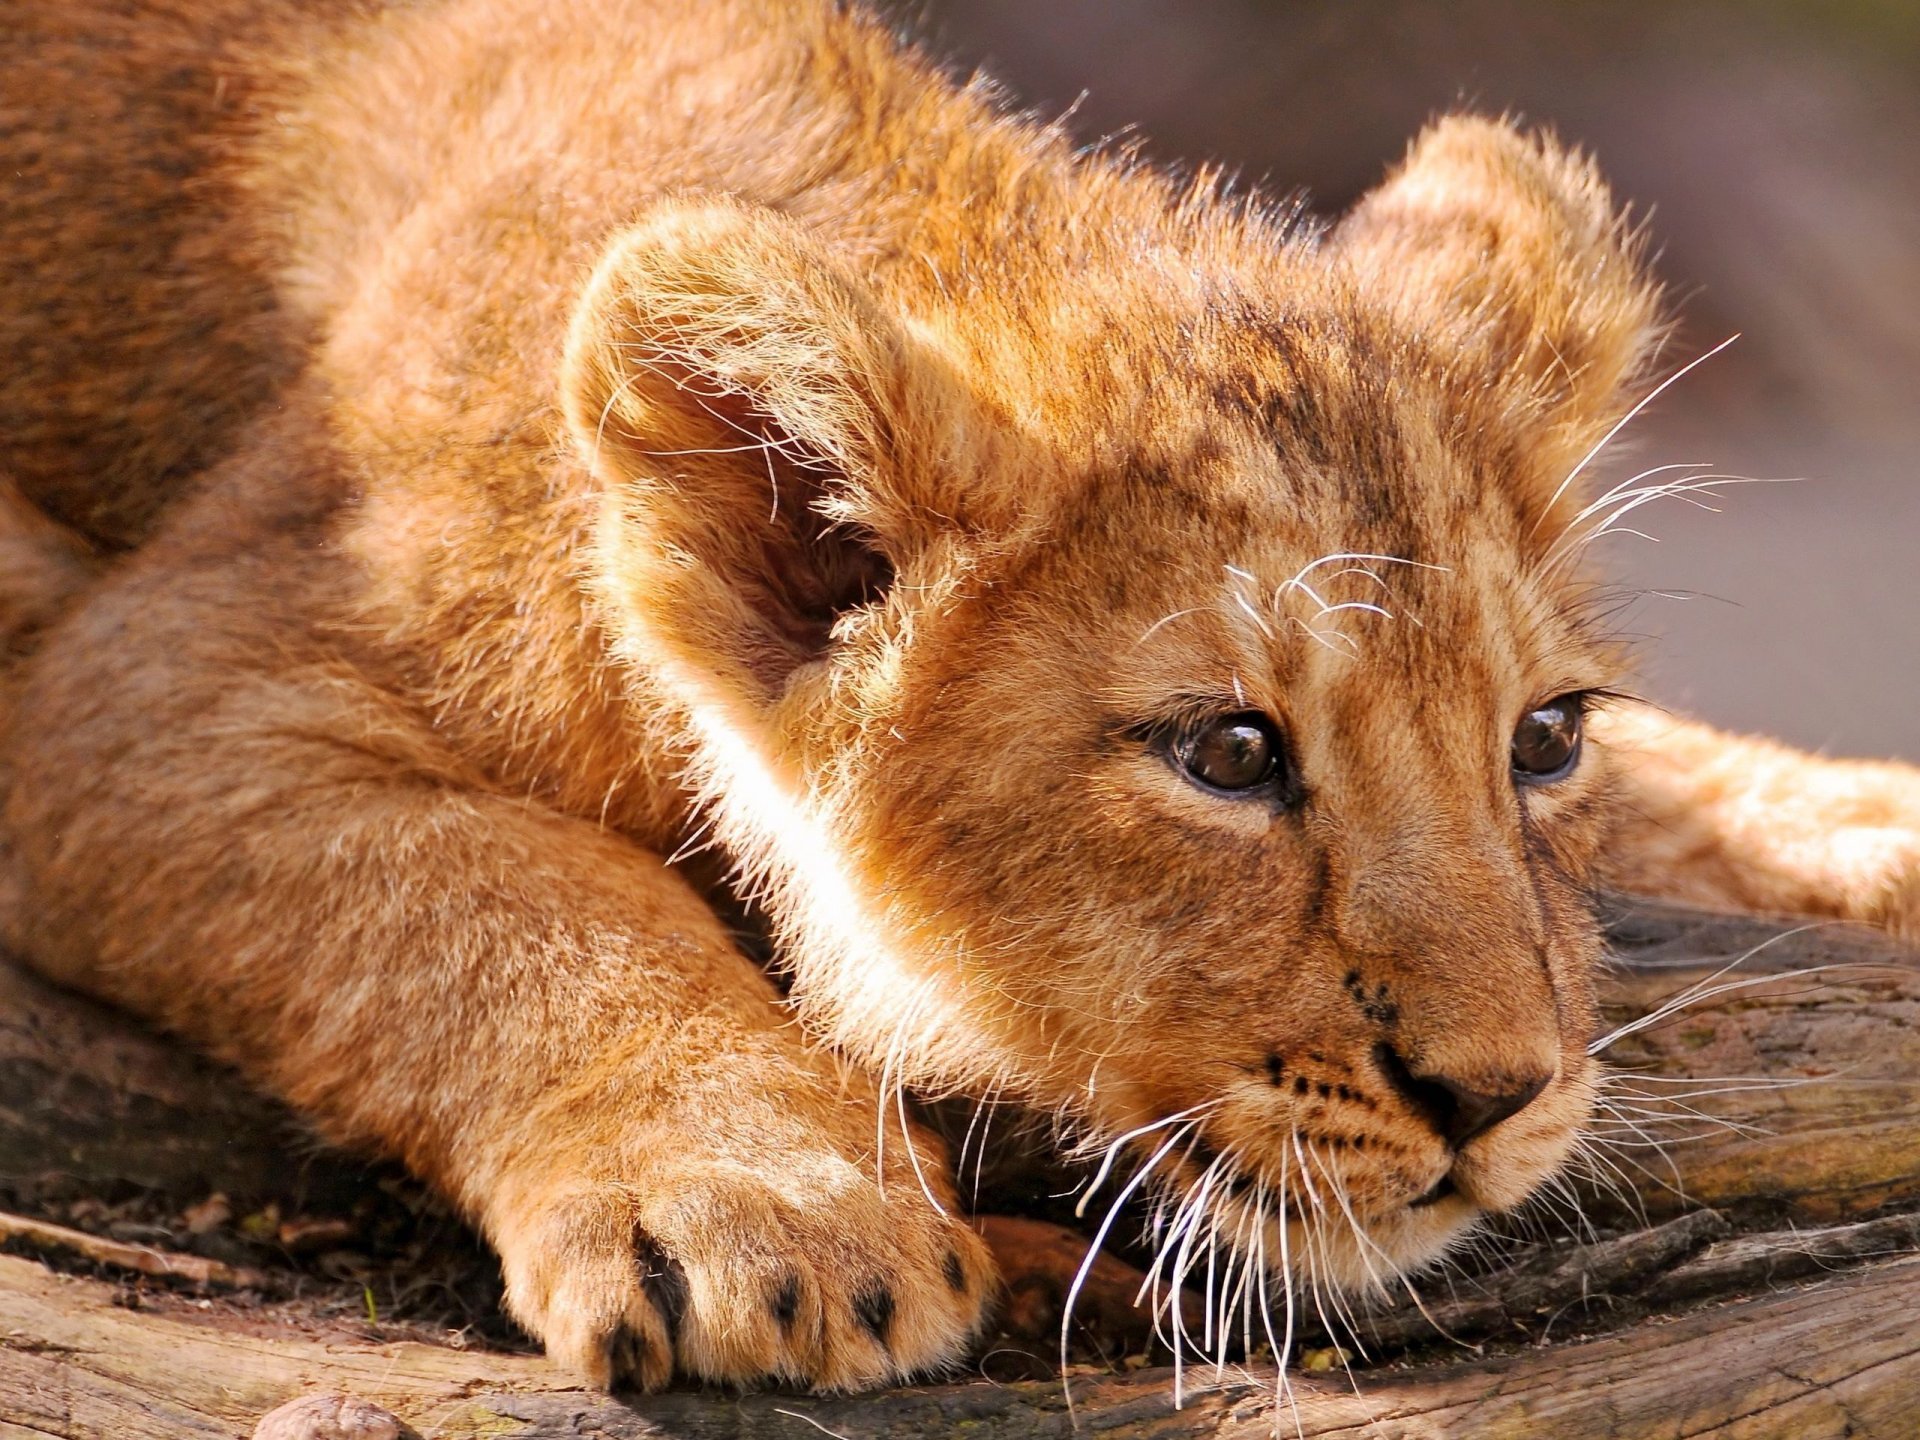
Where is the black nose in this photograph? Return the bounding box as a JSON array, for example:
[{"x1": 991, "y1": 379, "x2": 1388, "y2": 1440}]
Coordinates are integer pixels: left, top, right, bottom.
[{"x1": 1372, "y1": 1044, "x2": 1551, "y2": 1148}]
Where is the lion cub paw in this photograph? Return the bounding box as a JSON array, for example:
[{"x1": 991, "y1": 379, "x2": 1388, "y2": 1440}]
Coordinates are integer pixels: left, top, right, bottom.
[{"x1": 493, "y1": 1155, "x2": 995, "y2": 1392}]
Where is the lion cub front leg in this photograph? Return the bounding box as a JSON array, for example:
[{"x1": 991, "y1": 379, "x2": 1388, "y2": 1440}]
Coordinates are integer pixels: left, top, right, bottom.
[
  {"x1": 1, "y1": 583, "x2": 991, "y2": 1391},
  {"x1": 1596, "y1": 702, "x2": 1920, "y2": 942},
  {"x1": 484, "y1": 1006, "x2": 994, "y2": 1390},
  {"x1": 490, "y1": 1019, "x2": 991, "y2": 1390},
  {"x1": 477, "y1": 975, "x2": 997, "y2": 1391}
]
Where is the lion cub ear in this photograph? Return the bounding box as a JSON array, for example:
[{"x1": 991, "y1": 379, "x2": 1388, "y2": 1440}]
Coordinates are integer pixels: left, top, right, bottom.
[
  {"x1": 1334, "y1": 116, "x2": 1667, "y2": 488},
  {"x1": 562, "y1": 199, "x2": 936, "y2": 712}
]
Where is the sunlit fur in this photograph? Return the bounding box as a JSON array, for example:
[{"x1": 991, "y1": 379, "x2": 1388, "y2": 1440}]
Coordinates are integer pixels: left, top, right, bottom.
[{"x1": 3, "y1": 0, "x2": 1918, "y2": 1397}]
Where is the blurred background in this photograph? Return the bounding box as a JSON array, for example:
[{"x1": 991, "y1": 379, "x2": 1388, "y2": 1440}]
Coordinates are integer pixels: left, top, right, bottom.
[{"x1": 913, "y1": 0, "x2": 1920, "y2": 761}]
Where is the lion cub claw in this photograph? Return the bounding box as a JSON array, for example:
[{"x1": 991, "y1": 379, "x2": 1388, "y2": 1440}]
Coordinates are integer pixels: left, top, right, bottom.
[{"x1": 493, "y1": 1156, "x2": 995, "y2": 1392}]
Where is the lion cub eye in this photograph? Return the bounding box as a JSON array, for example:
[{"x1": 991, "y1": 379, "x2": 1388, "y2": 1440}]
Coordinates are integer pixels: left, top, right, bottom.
[
  {"x1": 1175, "y1": 713, "x2": 1287, "y2": 795},
  {"x1": 1511, "y1": 696, "x2": 1584, "y2": 783}
]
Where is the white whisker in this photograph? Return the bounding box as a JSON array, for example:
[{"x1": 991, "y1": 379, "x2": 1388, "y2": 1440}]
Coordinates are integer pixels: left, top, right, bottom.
[
  {"x1": 1533, "y1": 333, "x2": 1741, "y2": 529},
  {"x1": 1060, "y1": 1118, "x2": 1203, "y2": 1422}
]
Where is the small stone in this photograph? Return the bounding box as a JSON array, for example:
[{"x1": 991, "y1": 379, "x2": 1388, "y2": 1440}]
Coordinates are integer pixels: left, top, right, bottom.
[{"x1": 252, "y1": 1394, "x2": 418, "y2": 1440}]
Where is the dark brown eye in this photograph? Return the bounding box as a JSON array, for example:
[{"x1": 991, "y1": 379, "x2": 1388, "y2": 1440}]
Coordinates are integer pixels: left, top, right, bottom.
[
  {"x1": 1512, "y1": 696, "x2": 1584, "y2": 783},
  {"x1": 1175, "y1": 712, "x2": 1286, "y2": 795}
]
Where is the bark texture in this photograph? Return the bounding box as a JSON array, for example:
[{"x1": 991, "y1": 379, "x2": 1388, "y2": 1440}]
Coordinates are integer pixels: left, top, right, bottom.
[{"x1": 1, "y1": 899, "x2": 1916, "y2": 1439}]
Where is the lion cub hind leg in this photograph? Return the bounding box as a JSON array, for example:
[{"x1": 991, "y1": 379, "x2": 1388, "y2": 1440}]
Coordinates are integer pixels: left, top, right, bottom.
[
  {"x1": 0, "y1": 554, "x2": 992, "y2": 1391},
  {"x1": 1597, "y1": 702, "x2": 1920, "y2": 942}
]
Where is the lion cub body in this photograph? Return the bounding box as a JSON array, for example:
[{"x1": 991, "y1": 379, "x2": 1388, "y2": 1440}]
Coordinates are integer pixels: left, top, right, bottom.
[{"x1": 3, "y1": 0, "x2": 1918, "y2": 1393}]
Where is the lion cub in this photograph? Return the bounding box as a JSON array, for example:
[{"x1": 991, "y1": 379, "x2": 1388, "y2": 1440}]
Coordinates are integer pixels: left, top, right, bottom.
[{"x1": 3, "y1": 0, "x2": 1917, "y2": 1394}]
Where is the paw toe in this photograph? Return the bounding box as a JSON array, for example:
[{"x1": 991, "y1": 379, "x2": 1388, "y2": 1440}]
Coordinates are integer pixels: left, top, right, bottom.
[
  {"x1": 768, "y1": 1271, "x2": 803, "y2": 1330},
  {"x1": 498, "y1": 1169, "x2": 999, "y2": 1394},
  {"x1": 633, "y1": 1228, "x2": 689, "y2": 1343},
  {"x1": 605, "y1": 1317, "x2": 668, "y2": 1392},
  {"x1": 851, "y1": 1280, "x2": 895, "y2": 1348}
]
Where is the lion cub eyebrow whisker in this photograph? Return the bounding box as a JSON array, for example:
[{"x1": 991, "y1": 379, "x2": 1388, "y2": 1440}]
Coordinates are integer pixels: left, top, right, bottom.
[
  {"x1": 1531, "y1": 331, "x2": 1743, "y2": 530},
  {"x1": 1133, "y1": 606, "x2": 1206, "y2": 646}
]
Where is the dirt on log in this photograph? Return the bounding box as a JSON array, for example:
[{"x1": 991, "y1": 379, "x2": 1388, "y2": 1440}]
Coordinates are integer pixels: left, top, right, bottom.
[{"x1": 1, "y1": 898, "x2": 1917, "y2": 1439}]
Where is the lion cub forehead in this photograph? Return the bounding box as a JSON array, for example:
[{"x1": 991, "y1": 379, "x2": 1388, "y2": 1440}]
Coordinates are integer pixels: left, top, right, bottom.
[
  {"x1": 1056, "y1": 323, "x2": 1518, "y2": 538},
  {"x1": 1041, "y1": 474, "x2": 1601, "y2": 729},
  {"x1": 1051, "y1": 397, "x2": 1525, "y2": 613},
  {"x1": 972, "y1": 295, "x2": 1610, "y2": 700},
  {"x1": 1094, "y1": 544, "x2": 1456, "y2": 696}
]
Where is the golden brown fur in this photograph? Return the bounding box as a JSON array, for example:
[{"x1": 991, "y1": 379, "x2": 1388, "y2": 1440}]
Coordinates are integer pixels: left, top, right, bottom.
[{"x1": 2, "y1": 0, "x2": 1916, "y2": 1394}]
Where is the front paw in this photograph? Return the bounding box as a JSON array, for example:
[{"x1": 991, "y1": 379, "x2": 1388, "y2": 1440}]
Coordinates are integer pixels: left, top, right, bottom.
[{"x1": 490, "y1": 1149, "x2": 995, "y2": 1392}]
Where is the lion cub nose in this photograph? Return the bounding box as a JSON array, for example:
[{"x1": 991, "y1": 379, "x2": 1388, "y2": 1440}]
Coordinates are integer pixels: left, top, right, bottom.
[{"x1": 1373, "y1": 1044, "x2": 1551, "y2": 1148}]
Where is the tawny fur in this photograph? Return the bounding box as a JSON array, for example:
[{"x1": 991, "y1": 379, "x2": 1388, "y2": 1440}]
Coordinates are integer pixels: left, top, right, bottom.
[{"x1": 2, "y1": 0, "x2": 1916, "y2": 1394}]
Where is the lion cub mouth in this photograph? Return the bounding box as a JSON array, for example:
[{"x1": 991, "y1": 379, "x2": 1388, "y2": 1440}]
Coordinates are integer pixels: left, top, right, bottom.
[
  {"x1": 1124, "y1": 1045, "x2": 1591, "y2": 1300},
  {"x1": 1408, "y1": 1173, "x2": 1457, "y2": 1208}
]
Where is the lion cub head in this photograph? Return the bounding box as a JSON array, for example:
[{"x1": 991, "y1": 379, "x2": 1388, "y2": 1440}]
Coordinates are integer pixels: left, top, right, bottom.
[{"x1": 562, "y1": 116, "x2": 1662, "y2": 1293}]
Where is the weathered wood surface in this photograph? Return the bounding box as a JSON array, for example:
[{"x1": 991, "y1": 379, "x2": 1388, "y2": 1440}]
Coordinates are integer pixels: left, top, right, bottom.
[
  {"x1": 1, "y1": 900, "x2": 1917, "y2": 1438},
  {"x1": 6, "y1": 1248, "x2": 1920, "y2": 1438},
  {"x1": 0, "y1": 960, "x2": 365, "y2": 1212},
  {"x1": 1594, "y1": 902, "x2": 1920, "y2": 1223}
]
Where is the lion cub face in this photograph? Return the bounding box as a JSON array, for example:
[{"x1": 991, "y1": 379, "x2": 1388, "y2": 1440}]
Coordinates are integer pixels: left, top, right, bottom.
[
  {"x1": 838, "y1": 372, "x2": 1616, "y2": 1280},
  {"x1": 568, "y1": 118, "x2": 1660, "y2": 1287}
]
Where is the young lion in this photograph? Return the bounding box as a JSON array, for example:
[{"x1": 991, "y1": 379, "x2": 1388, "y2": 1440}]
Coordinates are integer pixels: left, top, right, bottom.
[{"x1": 3, "y1": 0, "x2": 1916, "y2": 1395}]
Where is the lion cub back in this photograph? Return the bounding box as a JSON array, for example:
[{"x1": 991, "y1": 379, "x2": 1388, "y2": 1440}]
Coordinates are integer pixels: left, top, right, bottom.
[{"x1": 0, "y1": 0, "x2": 367, "y2": 548}]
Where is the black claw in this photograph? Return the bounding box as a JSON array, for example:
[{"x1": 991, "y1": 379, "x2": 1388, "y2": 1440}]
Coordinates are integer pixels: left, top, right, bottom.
[
  {"x1": 943, "y1": 1249, "x2": 967, "y2": 1294},
  {"x1": 853, "y1": 1282, "x2": 895, "y2": 1348},
  {"x1": 770, "y1": 1273, "x2": 802, "y2": 1329},
  {"x1": 632, "y1": 1226, "x2": 689, "y2": 1346}
]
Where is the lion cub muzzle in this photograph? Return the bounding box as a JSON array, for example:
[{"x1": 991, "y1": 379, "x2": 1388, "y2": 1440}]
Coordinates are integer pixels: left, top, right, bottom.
[{"x1": 1370, "y1": 1039, "x2": 1553, "y2": 1151}]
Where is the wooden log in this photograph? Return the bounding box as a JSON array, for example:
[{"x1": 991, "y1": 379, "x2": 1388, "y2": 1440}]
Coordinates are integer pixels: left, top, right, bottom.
[
  {"x1": 3, "y1": 1248, "x2": 1919, "y2": 1437},
  {"x1": 1589, "y1": 900, "x2": 1920, "y2": 1223},
  {"x1": 0, "y1": 901, "x2": 1916, "y2": 1438},
  {"x1": 0, "y1": 1207, "x2": 278, "y2": 1293},
  {"x1": 0, "y1": 961, "x2": 368, "y2": 1212}
]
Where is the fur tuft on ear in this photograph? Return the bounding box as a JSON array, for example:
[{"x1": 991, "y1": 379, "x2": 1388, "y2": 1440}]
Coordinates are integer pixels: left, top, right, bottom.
[
  {"x1": 561, "y1": 198, "x2": 914, "y2": 708},
  {"x1": 1335, "y1": 116, "x2": 1668, "y2": 485}
]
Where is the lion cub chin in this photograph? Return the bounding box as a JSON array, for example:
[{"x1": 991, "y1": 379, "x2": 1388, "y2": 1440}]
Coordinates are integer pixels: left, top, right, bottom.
[{"x1": 5, "y1": 0, "x2": 1920, "y2": 1396}]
